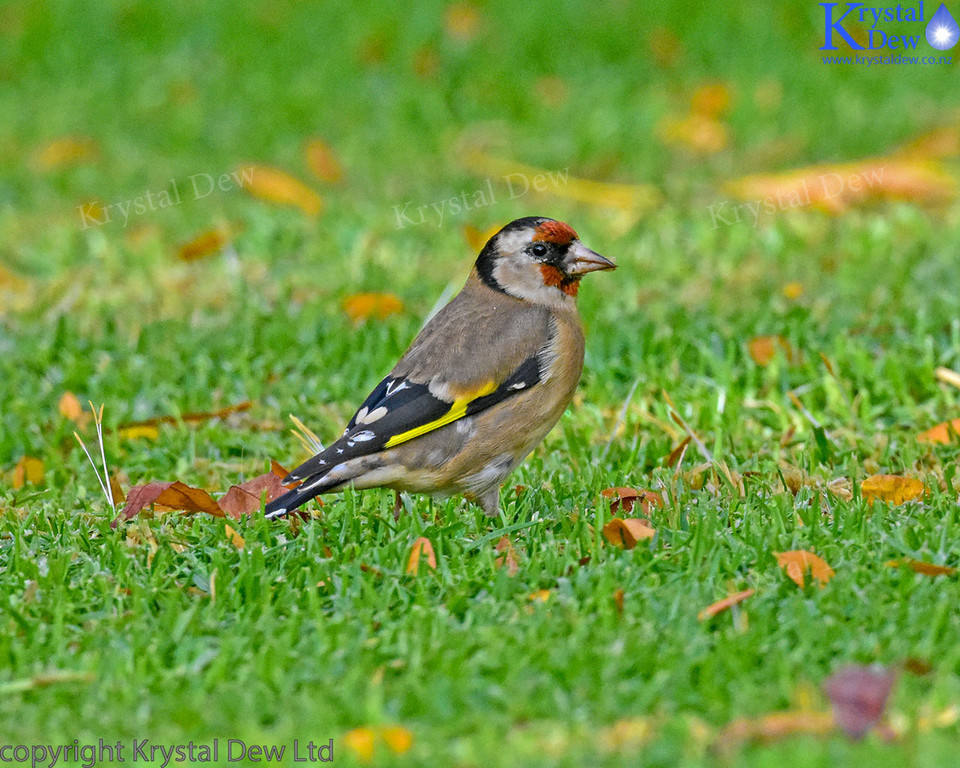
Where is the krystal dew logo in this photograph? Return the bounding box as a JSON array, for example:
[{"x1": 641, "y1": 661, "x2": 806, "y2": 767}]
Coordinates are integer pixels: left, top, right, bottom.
[{"x1": 820, "y1": 2, "x2": 960, "y2": 50}]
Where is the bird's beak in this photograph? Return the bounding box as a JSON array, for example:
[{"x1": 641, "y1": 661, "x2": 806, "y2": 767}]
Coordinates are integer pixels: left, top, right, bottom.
[{"x1": 566, "y1": 241, "x2": 617, "y2": 275}]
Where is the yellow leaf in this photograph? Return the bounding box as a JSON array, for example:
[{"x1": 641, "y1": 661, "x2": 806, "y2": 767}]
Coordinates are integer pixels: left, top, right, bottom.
[
  {"x1": 58, "y1": 392, "x2": 83, "y2": 422},
  {"x1": 305, "y1": 139, "x2": 344, "y2": 183},
  {"x1": 602, "y1": 518, "x2": 656, "y2": 549},
  {"x1": 406, "y1": 537, "x2": 437, "y2": 574},
  {"x1": 118, "y1": 425, "x2": 160, "y2": 441},
  {"x1": 342, "y1": 293, "x2": 404, "y2": 322},
  {"x1": 774, "y1": 550, "x2": 835, "y2": 588},
  {"x1": 243, "y1": 165, "x2": 323, "y2": 216},
  {"x1": 342, "y1": 728, "x2": 376, "y2": 763},
  {"x1": 528, "y1": 589, "x2": 551, "y2": 602},
  {"x1": 698, "y1": 588, "x2": 755, "y2": 620},
  {"x1": 224, "y1": 524, "x2": 245, "y2": 550},
  {"x1": 34, "y1": 136, "x2": 98, "y2": 171},
  {"x1": 380, "y1": 725, "x2": 413, "y2": 754},
  {"x1": 885, "y1": 559, "x2": 956, "y2": 577},
  {"x1": 917, "y1": 418, "x2": 960, "y2": 445},
  {"x1": 12, "y1": 456, "x2": 44, "y2": 489},
  {"x1": 178, "y1": 229, "x2": 229, "y2": 261},
  {"x1": 783, "y1": 281, "x2": 804, "y2": 300},
  {"x1": 861, "y1": 474, "x2": 925, "y2": 505}
]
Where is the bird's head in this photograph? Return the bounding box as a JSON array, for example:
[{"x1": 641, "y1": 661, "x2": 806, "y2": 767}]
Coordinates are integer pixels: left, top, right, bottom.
[{"x1": 474, "y1": 217, "x2": 615, "y2": 306}]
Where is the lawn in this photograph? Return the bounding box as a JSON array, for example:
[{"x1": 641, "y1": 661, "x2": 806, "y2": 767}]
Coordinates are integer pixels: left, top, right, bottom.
[{"x1": 2, "y1": 1, "x2": 960, "y2": 765}]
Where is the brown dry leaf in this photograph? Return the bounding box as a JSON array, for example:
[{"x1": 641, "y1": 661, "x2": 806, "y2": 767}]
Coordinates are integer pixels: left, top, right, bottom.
[
  {"x1": 748, "y1": 335, "x2": 794, "y2": 366},
  {"x1": 917, "y1": 418, "x2": 960, "y2": 445},
  {"x1": 111, "y1": 481, "x2": 224, "y2": 528},
  {"x1": 885, "y1": 559, "x2": 956, "y2": 577},
  {"x1": 823, "y1": 665, "x2": 896, "y2": 740},
  {"x1": 613, "y1": 588, "x2": 625, "y2": 614},
  {"x1": 715, "y1": 711, "x2": 834, "y2": 752},
  {"x1": 664, "y1": 436, "x2": 691, "y2": 468},
  {"x1": 861, "y1": 474, "x2": 925, "y2": 505},
  {"x1": 724, "y1": 157, "x2": 954, "y2": 214},
  {"x1": 119, "y1": 401, "x2": 253, "y2": 432},
  {"x1": 58, "y1": 392, "x2": 84, "y2": 422},
  {"x1": 444, "y1": 2, "x2": 481, "y2": 41},
  {"x1": 406, "y1": 537, "x2": 437, "y2": 574},
  {"x1": 342, "y1": 292, "x2": 404, "y2": 322},
  {"x1": 691, "y1": 82, "x2": 732, "y2": 118},
  {"x1": 380, "y1": 725, "x2": 413, "y2": 755},
  {"x1": 34, "y1": 136, "x2": 98, "y2": 171},
  {"x1": 342, "y1": 728, "x2": 376, "y2": 763},
  {"x1": 305, "y1": 139, "x2": 344, "y2": 183},
  {"x1": 775, "y1": 550, "x2": 835, "y2": 588},
  {"x1": 698, "y1": 588, "x2": 755, "y2": 621},
  {"x1": 657, "y1": 113, "x2": 729, "y2": 154},
  {"x1": 243, "y1": 165, "x2": 323, "y2": 216},
  {"x1": 601, "y1": 487, "x2": 663, "y2": 515},
  {"x1": 494, "y1": 536, "x2": 519, "y2": 576},
  {"x1": 462, "y1": 222, "x2": 502, "y2": 253},
  {"x1": 218, "y1": 472, "x2": 290, "y2": 519},
  {"x1": 178, "y1": 229, "x2": 229, "y2": 261},
  {"x1": 224, "y1": 524, "x2": 245, "y2": 550},
  {"x1": 602, "y1": 518, "x2": 656, "y2": 550},
  {"x1": 12, "y1": 456, "x2": 44, "y2": 489},
  {"x1": 109, "y1": 475, "x2": 126, "y2": 505}
]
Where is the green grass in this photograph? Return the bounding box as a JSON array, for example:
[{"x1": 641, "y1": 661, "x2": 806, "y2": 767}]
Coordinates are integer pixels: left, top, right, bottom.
[{"x1": 2, "y1": 0, "x2": 960, "y2": 765}]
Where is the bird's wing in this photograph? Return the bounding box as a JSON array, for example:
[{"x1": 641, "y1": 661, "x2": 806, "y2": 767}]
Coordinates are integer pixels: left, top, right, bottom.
[{"x1": 283, "y1": 284, "x2": 553, "y2": 484}]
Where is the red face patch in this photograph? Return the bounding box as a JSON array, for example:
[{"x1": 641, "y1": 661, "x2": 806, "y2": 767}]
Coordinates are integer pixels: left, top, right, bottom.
[
  {"x1": 532, "y1": 220, "x2": 578, "y2": 245},
  {"x1": 540, "y1": 264, "x2": 580, "y2": 296}
]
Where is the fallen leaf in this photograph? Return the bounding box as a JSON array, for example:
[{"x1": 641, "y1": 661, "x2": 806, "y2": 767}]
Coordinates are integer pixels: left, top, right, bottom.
[
  {"x1": 117, "y1": 425, "x2": 160, "y2": 441},
  {"x1": 342, "y1": 292, "x2": 404, "y2": 322},
  {"x1": 109, "y1": 475, "x2": 126, "y2": 505},
  {"x1": 305, "y1": 139, "x2": 344, "y2": 183},
  {"x1": 342, "y1": 728, "x2": 376, "y2": 763},
  {"x1": 657, "y1": 113, "x2": 729, "y2": 154},
  {"x1": 494, "y1": 536, "x2": 519, "y2": 576},
  {"x1": 823, "y1": 665, "x2": 896, "y2": 740},
  {"x1": 601, "y1": 487, "x2": 663, "y2": 515},
  {"x1": 861, "y1": 474, "x2": 925, "y2": 505},
  {"x1": 406, "y1": 537, "x2": 436, "y2": 574},
  {"x1": 243, "y1": 165, "x2": 323, "y2": 216},
  {"x1": 774, "y1": 550, "x2": 835, "y2": 588},
  {"x1": 715, "y1": 711, "x2": 834, "y2": 752},
  {"x1": 224, "y1": 524, "x2": 245, "y2": 550},
  {"x1": 885, "y1": 559, "x2": 956, "y2": 577},
  {"x1": 664, "y1": 436, "x2": 691, "y2": 467},
  {"x1": 613, "y1": 588, "x2": 624, "y2": 614},
  {"x1": 380, "y1": 725, "x2": 413, "y2": 754},
  {"x1": 602, "y1": 518, "x2": 656, "y2": 550},
  {"x1": 34, "y1": 136, "x2": 98, "y2": 170},
  {"x1": 698, "y1": 588, "x2": 755, "y2": 620},
  {"x1": 178, "y1": 229, "x2": 229, "y2": 261},
  {"x1": 528, "y1": 589, "x2": 551, "y2": 602},
  {"x1": 119, "y1": 401, "x2": 253, "y2": 431},
  {"x1": 111, "y1": 481, "x2": 224, "y2": 528},
  {"x1": 58, "y1": 392, "x2": 84, "y2": 422},
  {"x1": 444, "y1": 1, "x2": 481, "y2": 41},
  {"x1": 12, "y1": 456, "x2": 44, "y2": 489},
  {"x1": 217, "y1": 472, "x2": 291, "y2": 519},
  {"x1": 917, "y1": 418, "x2": 960, "y2": 445},
  {"x1": 690, "y1": 82, "x2": 732, "y2": 118},
  {"x1": 748, "y1": 335, "x2": 794, "y2": 366}
]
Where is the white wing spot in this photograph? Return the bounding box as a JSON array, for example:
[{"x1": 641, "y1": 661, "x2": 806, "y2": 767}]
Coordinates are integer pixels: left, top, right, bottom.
[
  {"x1": 346, "y1": 430, "x2": 376, "y2": 446},
  {"x1": 385, "y1": 379, "x2": 410, "y2": 397},
  {"x1": 509, "y1": 381, "x2": 527, "y2": 390},
  {"x1": 359, "y1": 406, "x2": 388, "y2": 424},
  {"x1": 354, "y1": 406, "x2": 368, "y2": 423}
]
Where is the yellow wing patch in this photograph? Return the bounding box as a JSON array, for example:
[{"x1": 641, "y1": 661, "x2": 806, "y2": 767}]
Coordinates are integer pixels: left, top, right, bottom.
[{"x1": 384, "y1": 381, "x2": 497, "y2": 449}]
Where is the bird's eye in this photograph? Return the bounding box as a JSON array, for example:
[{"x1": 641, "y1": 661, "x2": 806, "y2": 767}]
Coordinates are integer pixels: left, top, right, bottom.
[{"x1": 530, "y1": 243, "x2": 548, "y2": 258}]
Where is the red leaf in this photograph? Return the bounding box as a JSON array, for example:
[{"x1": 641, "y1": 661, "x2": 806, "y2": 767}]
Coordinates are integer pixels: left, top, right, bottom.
[
  {"x1": 111, "y1": 481, "x2": 223, "y2": 528},
  {"x1": 217, "y1": 472, "x2": 290, "y2": 519},
  {"x1": 823, "y1": 665, "x2": 896, "y2": 740}
]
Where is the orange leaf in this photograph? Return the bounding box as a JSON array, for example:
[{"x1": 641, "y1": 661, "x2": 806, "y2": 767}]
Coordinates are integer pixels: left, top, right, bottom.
[
  {"x1": 494, "y1": 536, "x2": 519, "y2": 576},
  {"x1": 305, "y1": 139, "x2": 344, "y2": 183},
  {"x1": 111, "y1": 481, "x2": 224, "y2": 528},
  {"x1": 861, "y1": 474, "x2": 925, "y2": 505},
  {"x1": 406, "y1": 537, "x2": 436, "y2": 574},
  {"x1": 601, "y1": 487, "x2": 663, "y2": 515},
  {"x1": 698, "y1": 588, "x2": 755, "y2": 620},
  {"x1": 602, "y1": 518, "x2": 656, "y2": 550},
  {"x1": 34, "y1": 136, "x2": 98, "y2": 170},
  {"x1": 12, "y1": 456, "x2": 44, "y2": 489},
  {"x1": 823, "y1": 665, "x2": 896, "y2": 740},
  {"x1": 748, "y1": 335, "x2": 794, "y2": 366},
  {"x1": 342, "y1": 292, "x2": 404, "y2": 322},
  {"x1": 58, "y1": 392, "x2": 84, "y2": 422},
  {"x1": 885, "y1": 559, "x2": 956, "y2": 577},
  {"x1": 917, "y1": 418, "x2": 960, "y2": 445},
  {"x1": 380, "y1": 725, "x2": 413, "y2": 754},
  {"x1": 243, "y1": 165, "x2": 323, "y2": 216},
  {"x1": 774, "y1": 550, "x2": 835, "y2": 588},
  {"x1": 178, "y1": 229, "x2": 229, "y2": 261},
  {"x1": 528, "y1": 589, "x2": 551, "y2": 602},
  {"x1": 342, "y1": 728, "x2": 376, "y2": 763},
  {"x1": 224, "y1": 524, "x2": 245, "y2": 550}
]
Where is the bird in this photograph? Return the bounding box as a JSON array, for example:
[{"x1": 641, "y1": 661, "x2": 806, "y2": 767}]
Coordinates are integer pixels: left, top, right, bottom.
[{"x1": 265, "y1": 216, "x2": 615, "y2": 520}]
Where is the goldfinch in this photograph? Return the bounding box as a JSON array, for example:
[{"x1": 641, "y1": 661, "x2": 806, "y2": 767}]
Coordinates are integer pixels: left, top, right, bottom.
[{"x1": 266, "y1": 216, "x2": 615, "y2": 519}]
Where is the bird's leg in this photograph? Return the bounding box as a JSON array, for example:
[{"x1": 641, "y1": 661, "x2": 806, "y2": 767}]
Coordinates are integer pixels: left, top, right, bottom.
[
  {"x1": 393, "y1": 491, "x2": 403, "y2": 521},
  {"x1": 477, "y1": 487, "x2": 501, "y2": 518}
]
